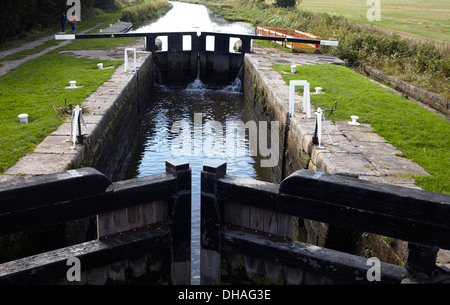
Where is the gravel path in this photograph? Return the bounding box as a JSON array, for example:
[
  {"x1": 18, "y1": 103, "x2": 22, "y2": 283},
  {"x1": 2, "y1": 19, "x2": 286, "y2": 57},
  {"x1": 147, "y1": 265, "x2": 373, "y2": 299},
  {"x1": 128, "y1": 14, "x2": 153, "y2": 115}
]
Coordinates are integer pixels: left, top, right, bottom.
[{"x1": 0, "y1": 23, "x2": 104, "y2": 76}]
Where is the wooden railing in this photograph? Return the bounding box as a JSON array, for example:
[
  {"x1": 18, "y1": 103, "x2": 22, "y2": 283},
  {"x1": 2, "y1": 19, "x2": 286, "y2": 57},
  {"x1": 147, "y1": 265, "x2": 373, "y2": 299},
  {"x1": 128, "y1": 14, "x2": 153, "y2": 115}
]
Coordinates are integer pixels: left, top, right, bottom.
[
  {"x1": 3, "y1": 160, "x2": 447, "y2": 285},
  {"x1": 200, "y1": 162, "x2": 450, "y2": 284},
  {"x1": 0, "y1": 159, "x2": 191, "y2": 285}
]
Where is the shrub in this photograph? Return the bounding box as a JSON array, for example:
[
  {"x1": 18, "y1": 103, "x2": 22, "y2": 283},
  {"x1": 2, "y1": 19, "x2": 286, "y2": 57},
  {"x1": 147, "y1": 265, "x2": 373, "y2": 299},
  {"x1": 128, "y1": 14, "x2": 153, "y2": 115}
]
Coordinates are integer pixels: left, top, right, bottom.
[
  {"x1": 275, "y1": 0, "x2": 297, "y2": 8},
  {"x1": 121, "y1": 0, "x2": 172, "y2": 26}
]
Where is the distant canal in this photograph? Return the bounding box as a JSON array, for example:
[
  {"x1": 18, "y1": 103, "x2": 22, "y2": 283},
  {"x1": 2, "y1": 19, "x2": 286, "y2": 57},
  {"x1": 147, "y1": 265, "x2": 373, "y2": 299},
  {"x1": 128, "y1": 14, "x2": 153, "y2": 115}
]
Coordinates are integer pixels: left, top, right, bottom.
[{"x1": 124, "y1": 1, "x2": 276, "y2": 284}]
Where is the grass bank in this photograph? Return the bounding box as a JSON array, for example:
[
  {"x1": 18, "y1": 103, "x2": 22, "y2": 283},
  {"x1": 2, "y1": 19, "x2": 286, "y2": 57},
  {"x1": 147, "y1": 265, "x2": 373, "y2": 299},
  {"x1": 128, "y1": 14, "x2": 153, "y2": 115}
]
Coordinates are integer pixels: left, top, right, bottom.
[
  {"x1": 120, "y1": 0, "x2": 173, "y2": 27},
  {"x1": 182, "y1": 0, "x2": 449, "y2": 101},
  {"x1": 275, "y1": 64, "x2": 450, "y2": 195},
  {"x1": 0, "y1": 55, "x2": 122, "y2": 173},
  {"x1": 0, "y1": 1, "x2": 173, "y2": 174}
]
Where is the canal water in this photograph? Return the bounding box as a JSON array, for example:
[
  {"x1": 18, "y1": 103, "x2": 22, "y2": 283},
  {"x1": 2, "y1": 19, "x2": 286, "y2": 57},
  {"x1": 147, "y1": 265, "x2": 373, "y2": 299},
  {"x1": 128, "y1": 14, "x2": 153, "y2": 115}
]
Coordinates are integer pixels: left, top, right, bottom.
[
  {"x1": 132, "y1": 1, "x2": 255, "y2": 51},
  {"x1": 125, "y1": 1, "x2": 274, "y2": 284}
]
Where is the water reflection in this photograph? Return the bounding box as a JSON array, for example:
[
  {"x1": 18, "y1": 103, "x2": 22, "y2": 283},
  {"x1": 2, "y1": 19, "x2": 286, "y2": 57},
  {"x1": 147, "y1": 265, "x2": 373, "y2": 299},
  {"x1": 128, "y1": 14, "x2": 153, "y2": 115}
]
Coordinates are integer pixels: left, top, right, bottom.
[
  {"x1": 131, "y1": 1, "x2": 255, "y2": 52},
  {"x1": 125, "y1": 87, "x2": 265, "y2": 284},
  {"x1": 132, "y1": 1, "x2": 254, "y2": 35},
  {"x1": 125, "y1": 1, "x2": 261, "y2": 285}
]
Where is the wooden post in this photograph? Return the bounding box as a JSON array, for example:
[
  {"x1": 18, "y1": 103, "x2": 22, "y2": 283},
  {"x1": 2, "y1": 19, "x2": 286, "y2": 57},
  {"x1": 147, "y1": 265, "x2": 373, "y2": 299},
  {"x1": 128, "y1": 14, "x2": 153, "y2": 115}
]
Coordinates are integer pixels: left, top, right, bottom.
[
  {"x1": 404, "y1": 243, "x2": 439, "y2": 282},
  {"x1": 190, "y1": 33, "x2": 199, "y2": 80},
  {"x1": 241, "y1": 37, "x2": 252, "y2": 53},
  {"x1": 166, "y1": 159, "x2": 191, "y2": 285},
  {"x1": 167, "y1": 34, "x2": 184, "y2": 83},
  {"x1": 200, "y1": 161, "x2": 226, "y2": 284},
  {"x1": 213, "y1": 34, "x2": 230, "y2": 83},
  {"x1": 198, "y1": 33, "x2": 207, "y2": 80},
  {"x1": 145, "y1": 34, "x2": 156, "y2": 52}
]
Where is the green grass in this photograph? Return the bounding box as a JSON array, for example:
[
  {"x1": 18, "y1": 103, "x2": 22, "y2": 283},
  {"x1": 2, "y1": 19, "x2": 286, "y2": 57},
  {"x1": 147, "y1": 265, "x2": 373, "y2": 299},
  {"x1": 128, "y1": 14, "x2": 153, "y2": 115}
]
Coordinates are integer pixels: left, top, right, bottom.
[
  {"x1": 298, "y1": 0, "x2": 450, "y2": 43},
  {"x1": 56, "y1": 37, "x2": 141, "y2": 51},
  {"x1": 0, "y1": 39, "x2": 61, "y2": 62},
  {"x1": 274, "y1": 64, "x2": 450, "y2": 195},
  {"x1": 0, "y1": 2, "x2": 176, "y2": 174},
  {"x1": 0, "y1": 54, "x2": 122, "y2": 174},
  {"x1": 184, "y1": 0, "x2": 450, "y2": 100}
]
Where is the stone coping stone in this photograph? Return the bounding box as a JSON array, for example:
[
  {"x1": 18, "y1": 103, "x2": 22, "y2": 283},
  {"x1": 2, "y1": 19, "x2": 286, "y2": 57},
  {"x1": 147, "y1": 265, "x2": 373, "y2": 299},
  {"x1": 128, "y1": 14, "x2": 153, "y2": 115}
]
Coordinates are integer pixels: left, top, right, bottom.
[
  {"x1": 4, "y1": 153, "x2": 80, "y2": 176},
  {"x1": 2, "y1": 44, "x2": 150, "y2": 178},
  {"x1": 246, "y1": 49, "x2": 429, "y2": 189}
]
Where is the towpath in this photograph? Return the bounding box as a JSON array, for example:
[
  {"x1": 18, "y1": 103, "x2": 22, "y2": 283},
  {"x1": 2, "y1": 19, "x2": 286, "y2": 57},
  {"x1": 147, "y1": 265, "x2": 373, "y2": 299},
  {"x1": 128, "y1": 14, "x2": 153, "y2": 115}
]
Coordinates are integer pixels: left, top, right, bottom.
[{"x1": 0, "y1": 21, "x2": 131, "y2": 77}]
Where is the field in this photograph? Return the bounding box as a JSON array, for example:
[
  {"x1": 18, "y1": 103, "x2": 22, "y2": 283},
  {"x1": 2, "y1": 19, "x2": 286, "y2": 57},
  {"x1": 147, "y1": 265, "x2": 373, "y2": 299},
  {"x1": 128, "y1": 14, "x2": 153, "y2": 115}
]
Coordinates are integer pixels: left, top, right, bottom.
[{"x1": 298, "y1": 0, "x2": 450, "y2": 44}]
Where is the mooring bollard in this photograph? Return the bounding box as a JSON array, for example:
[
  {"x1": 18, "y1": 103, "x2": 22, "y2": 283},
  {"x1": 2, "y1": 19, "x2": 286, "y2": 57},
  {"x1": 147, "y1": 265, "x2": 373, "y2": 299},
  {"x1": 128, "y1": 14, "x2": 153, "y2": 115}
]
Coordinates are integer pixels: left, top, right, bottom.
[
  {"x1": 67, "y1": 105, "x2": 87, "y2": 149},
  {"x1": 313, "y1": 107, "x2": 323, "y2": 148},
  {"x1": 349, "y1": 115, "x2": 360, "y2": 126},
  {"x1": 18, "y1": 113, "x2": 29, "y2": 124},
  {"x1": 290, "y1": 65, "x2": 296, "y2": 74},
  {"x1": 313, "y1": 107, "x2": 334, "y2": 148}
]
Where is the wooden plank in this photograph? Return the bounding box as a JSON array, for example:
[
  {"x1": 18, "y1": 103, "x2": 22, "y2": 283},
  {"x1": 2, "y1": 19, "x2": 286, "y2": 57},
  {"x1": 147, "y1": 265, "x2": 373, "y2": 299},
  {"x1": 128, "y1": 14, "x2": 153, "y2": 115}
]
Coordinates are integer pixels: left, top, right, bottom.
[
  {"x1": 216, "y1": 176, "x2": 279, "y2": 208},
  {"x1": 127, "y1": 205, "x2": 143, "y2": 231},
  {"x1": 279, "y1": 194, "x2": 450, "y2": 250},
  {"x1": 111, "y1": 173, "x2": 177, "y2": 208},
  {"x1": 0, "y1": 173, "x2": 176, "y2": 237},
  {"x1": 280, "y1": 170, "x2": 450, "y2": 226},
  {"x1": 0, "y1": 168, "x2": 112, "y2": 214},
  {"x1": 112, "y1": 209, "x2": 128, "y2": 234},
  {"x1": 97, "y1": 212, "x2": 113, "y2": 238},
  {"x1": 222, "y1": 230, "x2": 407, "y2": 284},
  {"x1": 223, "y1": 201, "x2": 250, "y2": 228},
  {"x1": 0, "y1": 193, "x2": 112, "y2": 237},
  {"x1": 214, "y1": 171, "x2": 450, "y2": 249},
  {"x1": 250, "y1": 206, "x2": 265, "y2": 232},
  {"x1": 155, "y1": 200, "x2": 170, "y2": 223},
  {"x1": 141, "y1": 202, "x2": 153, "y2": 226},
  {"x1": 0, "y1": 230, "x2": 170, "y2": 285}
]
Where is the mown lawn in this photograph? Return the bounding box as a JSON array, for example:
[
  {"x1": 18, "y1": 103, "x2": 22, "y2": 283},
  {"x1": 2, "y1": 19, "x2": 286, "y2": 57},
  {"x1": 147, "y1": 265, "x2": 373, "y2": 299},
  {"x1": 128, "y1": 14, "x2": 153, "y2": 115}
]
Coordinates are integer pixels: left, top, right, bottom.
[
  {"x1": 0, "y1": 3, "x2": 171, "y2": 174},
  {"x1": 0, "y1": 54, "x2": 122, "y2": 174},
  {"x1": 274, "y1": 64, "x2": 450, "y2": 195}
]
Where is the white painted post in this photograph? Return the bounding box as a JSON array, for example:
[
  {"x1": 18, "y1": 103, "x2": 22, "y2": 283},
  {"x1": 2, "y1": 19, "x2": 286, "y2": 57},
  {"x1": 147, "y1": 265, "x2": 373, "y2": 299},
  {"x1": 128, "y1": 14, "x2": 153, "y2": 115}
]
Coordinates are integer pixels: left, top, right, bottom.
[
  {"x1": 288, "y1": 81, "x2": 295, "y2": 117},
  {"x1": 304, "y1": 82, "x2": 311, "y2": 118},
  {"x1": 67, "y1": 105, "x2": 87, "y2": 150},
  {"x1": 316, "y1": 107, "x2": 323, "y2": 148},
  {"x1": 124, "y1": 48, "x2": 137, "y2": 73},
  {"x1": 289, "y1": 80, "x2": 311, "y2": 118}
]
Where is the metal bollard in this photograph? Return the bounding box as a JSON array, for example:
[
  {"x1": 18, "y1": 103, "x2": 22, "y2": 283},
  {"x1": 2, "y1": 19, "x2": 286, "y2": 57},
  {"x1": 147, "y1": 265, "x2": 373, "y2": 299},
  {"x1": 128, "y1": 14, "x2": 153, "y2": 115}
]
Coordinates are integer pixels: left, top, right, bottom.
[{"x1": 67, "y1": 105, "x2": 87, "y2": 149}]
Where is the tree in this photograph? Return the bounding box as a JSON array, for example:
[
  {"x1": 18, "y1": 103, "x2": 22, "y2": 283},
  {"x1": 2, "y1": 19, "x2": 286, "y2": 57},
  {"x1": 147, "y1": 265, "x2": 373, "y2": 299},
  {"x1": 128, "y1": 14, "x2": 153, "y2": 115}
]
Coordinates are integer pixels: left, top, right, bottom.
[{"x1": 275, "y1": 0, "x2": 298, "y2": 8}]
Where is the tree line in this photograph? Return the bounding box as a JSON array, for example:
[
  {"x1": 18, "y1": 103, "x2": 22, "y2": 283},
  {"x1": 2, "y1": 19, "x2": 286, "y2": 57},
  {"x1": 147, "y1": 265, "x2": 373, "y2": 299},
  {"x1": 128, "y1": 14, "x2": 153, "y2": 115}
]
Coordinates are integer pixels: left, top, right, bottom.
[{"x1": 0, "y1": 0, "x2": 119, "y2": 43}]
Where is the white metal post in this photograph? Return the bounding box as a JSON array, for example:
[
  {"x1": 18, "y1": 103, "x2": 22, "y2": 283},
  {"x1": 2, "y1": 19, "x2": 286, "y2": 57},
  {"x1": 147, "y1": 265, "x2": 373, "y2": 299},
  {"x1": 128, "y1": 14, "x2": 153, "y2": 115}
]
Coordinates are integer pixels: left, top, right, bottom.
[
  {"x1": 316, "y1": 107, "x2": 323, "y2": 148},
  {"x1": 67, "y1": 105, "x2": 87, "y2": 150},
  {"x1": 124, "y1": 48, "x2": 137, "y2": 73},
  {"x1": 289, "y1": 80, "x2": 311, "y2": 118},
  {"x1": 304, "y1": 82, "x2": 311, "y2": 118}
]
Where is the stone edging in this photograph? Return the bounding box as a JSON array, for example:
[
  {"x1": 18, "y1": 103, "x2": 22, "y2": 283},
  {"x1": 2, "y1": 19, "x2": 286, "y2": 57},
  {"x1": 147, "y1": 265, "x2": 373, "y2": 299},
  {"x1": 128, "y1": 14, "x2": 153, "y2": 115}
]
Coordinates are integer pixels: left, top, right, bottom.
[
  {"x1": 2, "y1": 47, "x2": 152, "y2": 180},
  {"x1": 359, "y1": 63, "x2": 449, "y2": 118},
  {"x1": 244, "y1": 48, "x2": 429, "y2": 189}
]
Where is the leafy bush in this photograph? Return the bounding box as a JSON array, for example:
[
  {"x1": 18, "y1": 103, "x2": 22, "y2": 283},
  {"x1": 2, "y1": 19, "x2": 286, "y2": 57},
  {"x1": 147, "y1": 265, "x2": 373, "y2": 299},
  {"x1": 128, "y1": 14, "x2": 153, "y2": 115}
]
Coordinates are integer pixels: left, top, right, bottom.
[
  {"x1": 121, "y1": 0, "x2": 172, "y2": 26},
  {"x1": 275, "y1": 0, "x2": 297, "y2": 8}
]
